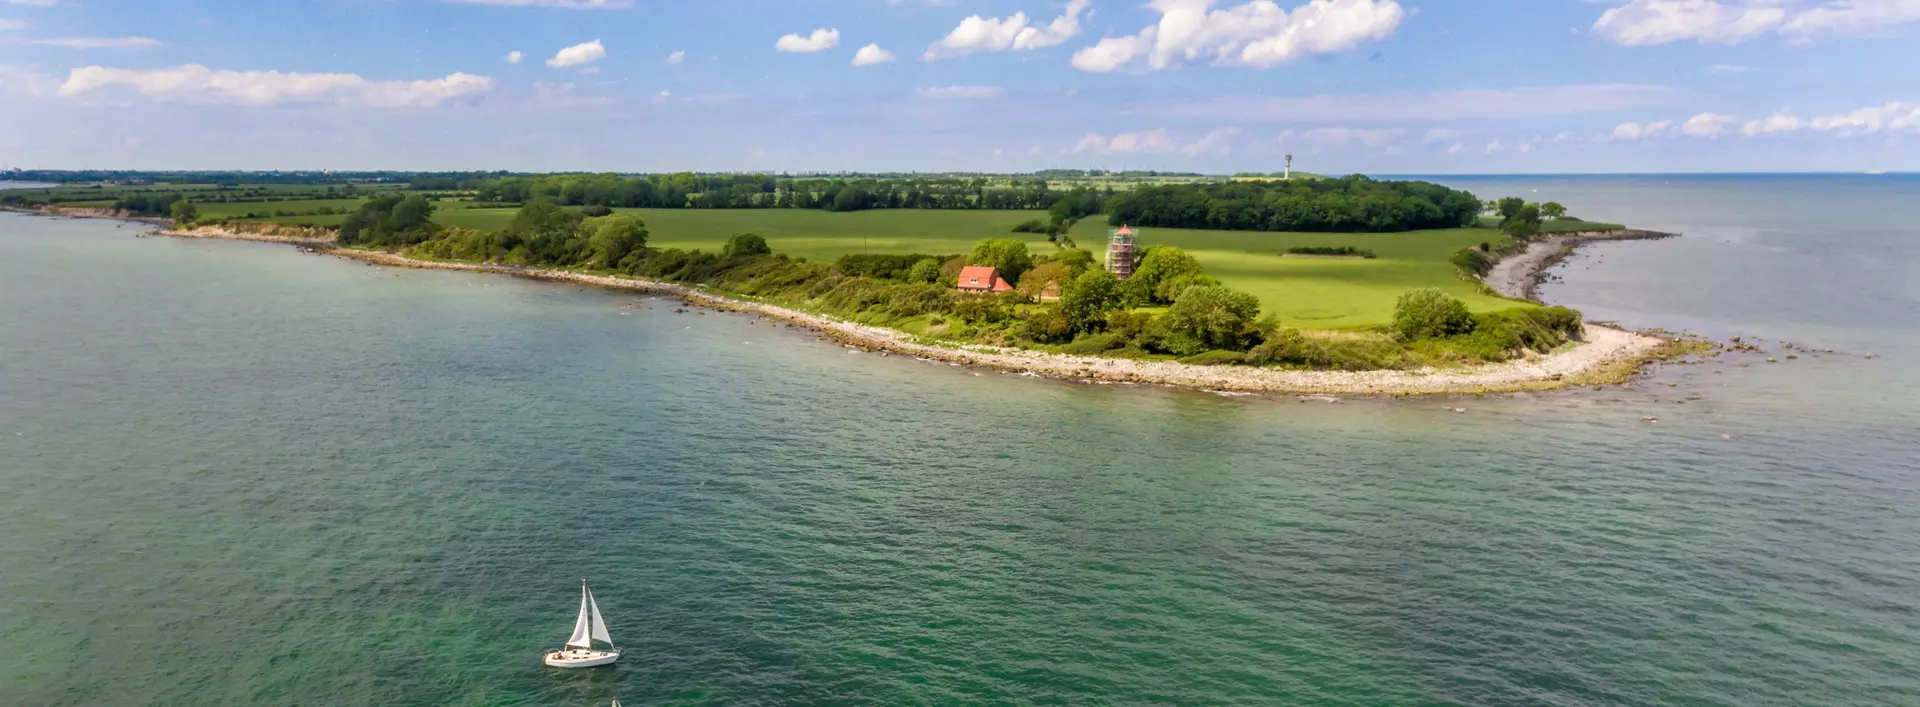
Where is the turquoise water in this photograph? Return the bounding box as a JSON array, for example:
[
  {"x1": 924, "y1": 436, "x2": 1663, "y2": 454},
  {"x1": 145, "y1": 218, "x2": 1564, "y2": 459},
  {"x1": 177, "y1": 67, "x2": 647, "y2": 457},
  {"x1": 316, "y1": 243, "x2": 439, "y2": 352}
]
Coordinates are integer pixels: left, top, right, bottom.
[{"x1": 2, "y1": 177, "x2": 1918, "y2": 705}]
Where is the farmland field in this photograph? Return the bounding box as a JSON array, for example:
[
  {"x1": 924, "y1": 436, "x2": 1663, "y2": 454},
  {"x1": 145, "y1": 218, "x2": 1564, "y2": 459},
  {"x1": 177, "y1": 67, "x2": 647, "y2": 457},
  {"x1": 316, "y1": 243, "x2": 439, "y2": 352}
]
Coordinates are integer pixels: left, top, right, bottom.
[{"x1": 432, "y1": 207, "x2": 1061, "y2": 260}]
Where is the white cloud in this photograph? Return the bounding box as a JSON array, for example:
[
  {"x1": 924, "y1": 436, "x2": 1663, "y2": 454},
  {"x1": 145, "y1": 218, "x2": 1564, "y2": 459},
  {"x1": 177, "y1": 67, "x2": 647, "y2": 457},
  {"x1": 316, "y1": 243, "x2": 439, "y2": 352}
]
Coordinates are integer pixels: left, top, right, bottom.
[
  {"x1": 0, "y1": 65, "x2": 58, "y2": 97},
  {"x1": 1280, "y1": 126, "x2": 1404, "y2": 147},
  {"x1": 852, "y1": 44, "x2": 897, "y2": 66},
  {"x1": 2, "y1": 0, "x2": 58, "y2": 5},
  {"x1": 56, "y1": 64, "x2": 493, "y2": 107},
  {"x1": 1592, "y1": 0, "x2": 1920, "y2": 46},
  {"x1": 1611, "y1": 120, "x2": 1673, "y2": 140},
  {"x1": 1485, "y1": 138, "x2": 1533, "y2": 154},
  {"x1": 1590, "y1": 0, "x2": 1786, "y2": 46},
  {"x1": 664, "y1": 50, "x2": 684, "y2": 65},
  {"x1": 916, "y1": 85, "x2": 1005, "y2": 99},
  {"x1": 437, "y1": 0, "x2": 633, "y2": 8},
  {"x1": 1070, "y1": 0, "x2": 1405, "y2": 73},
  {"x1": 1809, "y1": 101, "x2": 1920, "y2": 135},
  {"x1": 1423, "y1": 127, "x2": 1469, "y2": 143},
  {"x1": 1707, "y1": 63, "x2": 1757, "y2": 72},
  {"x1": 1742, "y1": 111, "x2": 1801, "y2": 135},
  {"x1": 923, "y1": 0, "x2": 1089, "y2": 60},
  {"x1": 531, "y1": 81, "x2": 616, "y2": 107},
  {"x1": 546, "y1": 39, "x2": 606, "y2": 68},
  {"x1": 1551, "y1": 130, "x2": 1581, "y2": 143},
  {"x1": 1446, "y1": 142, "x2": 1465, "y2": 155},
  {"x1": 1182, "y1": 127, "x2": 1242, "y2": 155},
  {"x1": 505, "y1": 50, "x2": 524, "y2": 64},
  {"x1": 1141, "y1": 84, "x2": 1673, "y2": 121},
  {"x1": 1681, "y1": 112, "x2": 1737, "y2": 137},
  {"x1": 0, "y1": 19, "x2": 30, "y2": 31},
  {"x1": 1075, "y1": 129, "x2": 1179, "y2": 154},
  {"x1": 1783, "y1": 0, "x2": 1920, "y2": 36},
  {"x1": 7, "y1": 36, "x2": 163, "y2": 48},
  {"x1": 775, "y1": 28, "x2": 840, "y2": 53}
]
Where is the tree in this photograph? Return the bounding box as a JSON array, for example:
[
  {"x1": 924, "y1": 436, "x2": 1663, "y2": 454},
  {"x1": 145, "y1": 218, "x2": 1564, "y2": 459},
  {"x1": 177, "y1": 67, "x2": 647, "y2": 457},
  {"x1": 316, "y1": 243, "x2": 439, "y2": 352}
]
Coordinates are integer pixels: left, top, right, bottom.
[
  {"x1": 1540, "y1": 202, "x2": 1567, "y2": 220},
  {"x1": 1017, "y1": 261, "x2": 1072, "y2": 300},
  {"x1": 723, "y1": 232, "x2": 771, "y2": 258},
  {"x1": 1393, "y1": 288, "x2": 1474, "y2": 341},
  {"x1": 1162, "y1": 285, "x2": 1263, "y2": 352},
  {"x1": 1060, "y1": 269, "x2": 1123, "y2": 332},
  {"x1": 1503, "y1": 203, "x2": 1543, "y2": 240},
  {"x1": 905, "y1": 258, "x2": 942, "y2": 284},
  {"x1": 1496, "y1": 197, "x2": 1526, "y2": 222},
  {"x1": 967, "y1": 238, "x2": 1035, "y2": 284},
  {"x1": 1051, "y1": 248, "x2": 1096, "y2": 275},
  {"x1": 169, "y1": 200, "x2": 198, "y2": 227},
  {"x1": 1125, "y1": 245, "x2": 1204, "y2": 305},
  {"x1": 588, "y1": 214, "x2": 648, "y2": 269}
]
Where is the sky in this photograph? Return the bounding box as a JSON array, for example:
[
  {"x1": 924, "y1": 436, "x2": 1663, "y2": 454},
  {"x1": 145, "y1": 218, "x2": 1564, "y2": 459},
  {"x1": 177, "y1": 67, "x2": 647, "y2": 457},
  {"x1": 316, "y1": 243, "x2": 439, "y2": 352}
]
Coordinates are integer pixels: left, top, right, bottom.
[{"x1": 1, "y1": 0, "x2": 1918, "y2": 174}]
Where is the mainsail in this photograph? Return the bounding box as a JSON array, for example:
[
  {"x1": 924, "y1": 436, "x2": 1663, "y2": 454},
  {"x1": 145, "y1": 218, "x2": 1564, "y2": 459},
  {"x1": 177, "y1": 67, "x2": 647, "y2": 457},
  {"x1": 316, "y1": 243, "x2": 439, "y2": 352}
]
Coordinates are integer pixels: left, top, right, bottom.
[{"x1": 566, "y1": 582, "x2": 594, "y2": 649}]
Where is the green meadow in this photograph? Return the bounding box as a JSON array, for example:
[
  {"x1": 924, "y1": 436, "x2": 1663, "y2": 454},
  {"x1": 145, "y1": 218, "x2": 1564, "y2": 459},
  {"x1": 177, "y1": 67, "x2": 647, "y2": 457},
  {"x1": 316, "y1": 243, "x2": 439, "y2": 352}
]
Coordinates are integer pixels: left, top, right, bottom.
[{"x1": 434, "y1": 208, "x2": 1517, "y2": 329}]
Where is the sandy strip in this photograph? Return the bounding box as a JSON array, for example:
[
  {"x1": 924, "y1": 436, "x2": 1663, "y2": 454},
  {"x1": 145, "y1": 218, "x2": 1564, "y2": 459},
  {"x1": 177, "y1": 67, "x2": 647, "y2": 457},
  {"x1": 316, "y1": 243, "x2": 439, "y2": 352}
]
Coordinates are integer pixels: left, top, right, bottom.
[
  {"x1": 310, "y1": 247, "x2": 1668, "y2": 396},
  {"x1": 1488, "y1": 229, "x2": 1676, "y2": 301}
]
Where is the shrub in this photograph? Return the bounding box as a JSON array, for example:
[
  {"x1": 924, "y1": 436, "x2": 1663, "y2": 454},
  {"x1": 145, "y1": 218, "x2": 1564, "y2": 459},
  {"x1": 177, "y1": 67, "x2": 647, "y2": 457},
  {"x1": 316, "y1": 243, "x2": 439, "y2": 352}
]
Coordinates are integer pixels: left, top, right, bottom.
[
  {"x1": 837, "y1": 253, "x2": 947, "y2": 280},
  {"x1": 1061, "y1": 332, "x2": 1120, "y2": 355},
  {"x1": 580, "y1": 204, "x2": 613, "y2": 217},
  {"x1": 1450, "y1": 248, "x2": 1497, "y2": 277},
  {"x1": 1393, "y1": 288, "x2": 1474, "y2": 341},
  {"x1": 1018, "y1": 306, "x2": 1072, "y2": 343},
  {"x1": 1011, "y1": 218, "x2": 1049, "y2": 233},
  {"x1": 904, "y1": 258, "x2": 942, "y2": 284},
  {"x1": 1286, "y1": 246, "x2": 1377, "y2": 258},
  {"x1": 723, "y1": 232, "x2": 771, "y2": 258},
  {"x1": 1060, "y1": 269, "x2": 1122, "y2": 332},
  {"x1": 1162, "y1": 285, "x2": 1263, "y2": 352}
]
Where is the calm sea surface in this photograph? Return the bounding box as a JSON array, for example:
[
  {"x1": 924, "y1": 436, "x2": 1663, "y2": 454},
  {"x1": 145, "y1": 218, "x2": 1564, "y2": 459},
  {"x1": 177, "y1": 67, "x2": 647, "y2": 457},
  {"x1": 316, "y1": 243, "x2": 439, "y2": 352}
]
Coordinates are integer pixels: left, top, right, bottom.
[{"x1": 2, "y1": 176, "x2": 1917, "y2": 706}]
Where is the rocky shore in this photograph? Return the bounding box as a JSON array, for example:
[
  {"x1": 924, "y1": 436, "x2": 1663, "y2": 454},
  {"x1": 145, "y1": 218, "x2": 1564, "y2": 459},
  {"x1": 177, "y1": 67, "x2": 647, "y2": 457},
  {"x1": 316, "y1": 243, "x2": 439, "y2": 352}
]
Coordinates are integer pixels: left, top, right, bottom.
[
  {"x1": 1488, "y1": 229, "x2": 1678, "y2": 301},
  {"x1": 121, "y1": 220, "x2": 1677, "y2": 396}
]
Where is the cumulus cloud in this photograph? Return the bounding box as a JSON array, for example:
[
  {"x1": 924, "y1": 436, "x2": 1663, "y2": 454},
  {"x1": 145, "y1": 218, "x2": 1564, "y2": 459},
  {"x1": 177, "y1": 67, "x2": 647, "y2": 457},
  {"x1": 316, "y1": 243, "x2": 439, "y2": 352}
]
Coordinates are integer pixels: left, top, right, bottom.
[
  {"x1": 775, "y1": 28, "x2": 840, "y2": 53},
  {"x1": 1422, "y1": 127, "x2": 1469, "y2": 143},
  {"x1": 505, "y1": 50, "x2": 524, "y2": 64},
  {"x1": 1591, "y1": 0, "x2": 1784, "y2": 46},
  {"x1": 1182, "y1": 127, "x2": 1242, "y2": 155},
  {"x1": 1611, "y1": 120, "x2": 1672, "y2": 140},
  {"x1": 1808, "y1": 101, "x2": 1920, "y2": 135},
  {"x1": 1075, "y1": 129, "x2": 1180, "y2": 154},
  {"x1": 923, "y1": 0, "x2": 1090, "y2": 60},
  {"x1": 1446, "y1": 143, "x2": 1466, "y2": 155},
  {"x1": 546, "y1": 39, "x2": 606, "y2": 68},
  {"x1": 916, "y1": 85, "x2": 1005, "y2": 99},
  {"x1": 1485, "y1": 138, "x2": 1533, "y2": 154},
  {"x1": 1280, "y1": 126, "x2": 1404, "y2": 147},
  {"x1": 1681, "y1": 112, "x2": 1737, "y2": 137},
  {"x1": 852, "y1": 44, "x2": 897, "y2": 66},
  {"x1": 1070, "y1": 0, "x2": 1405, "y2": 73},
  {"x1": 8, "y1": 36, "x2": 164, "y2": 48},
  {"x1": 1592, "y1": 0, "x2": 1920, "y2": 46},
  {"x1": 1742, "y1": 110, "x2": 1802, "y2": 135},
  {"x1": 664, "y1": 50, "x2": 684, "y2": 65},
  {"x1": 438, "y1": 0, "x2": 633, "y2": 8},
  {"x1": 0, "y1": 65, "x2": 59, "y2": 97},
  {"x1": 56, "y1": 64, "x2": 493, "y2": 107}
]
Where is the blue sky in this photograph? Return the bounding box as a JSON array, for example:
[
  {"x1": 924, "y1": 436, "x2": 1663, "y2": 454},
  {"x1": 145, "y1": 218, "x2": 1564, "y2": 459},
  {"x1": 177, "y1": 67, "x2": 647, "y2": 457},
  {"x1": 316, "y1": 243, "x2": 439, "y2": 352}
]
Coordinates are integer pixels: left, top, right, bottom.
[{"x1": 2, "y1": 0, "x2": 1918, "y2": 173}]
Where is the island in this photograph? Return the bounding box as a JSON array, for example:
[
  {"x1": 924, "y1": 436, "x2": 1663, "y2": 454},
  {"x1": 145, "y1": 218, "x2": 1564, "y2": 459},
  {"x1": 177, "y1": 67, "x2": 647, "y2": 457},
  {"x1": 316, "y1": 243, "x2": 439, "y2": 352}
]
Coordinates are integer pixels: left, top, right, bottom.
[{"x1": 0, "y1": 169, "x2": 1693, "y2": 395}]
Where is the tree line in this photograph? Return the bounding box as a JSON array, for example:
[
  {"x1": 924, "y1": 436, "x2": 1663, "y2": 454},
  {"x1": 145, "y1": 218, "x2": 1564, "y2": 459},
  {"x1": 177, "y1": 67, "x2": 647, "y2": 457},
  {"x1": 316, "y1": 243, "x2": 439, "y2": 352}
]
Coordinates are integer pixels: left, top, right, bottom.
[
  {"x1": 462, "y1": 173, "x2": 1107, "y2": 213},
  {"x1": 1103, "y1": 175, "x2": 1483, "y2": 233}
]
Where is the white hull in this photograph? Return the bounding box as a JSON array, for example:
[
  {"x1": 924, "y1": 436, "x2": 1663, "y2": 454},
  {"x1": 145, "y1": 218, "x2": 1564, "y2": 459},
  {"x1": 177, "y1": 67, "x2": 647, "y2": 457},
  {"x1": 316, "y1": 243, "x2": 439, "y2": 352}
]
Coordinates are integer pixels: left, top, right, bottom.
[{"x1": 544, "y1": 648, "x2": 621, "y2": 668}]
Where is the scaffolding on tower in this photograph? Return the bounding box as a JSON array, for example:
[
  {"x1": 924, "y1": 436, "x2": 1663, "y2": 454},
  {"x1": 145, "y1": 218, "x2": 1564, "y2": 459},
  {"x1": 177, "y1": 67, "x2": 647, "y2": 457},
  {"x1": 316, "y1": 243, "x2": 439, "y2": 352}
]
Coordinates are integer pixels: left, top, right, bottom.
[{"x1": 1107, "y1": 225, "x2": 1138, "y2": 280}]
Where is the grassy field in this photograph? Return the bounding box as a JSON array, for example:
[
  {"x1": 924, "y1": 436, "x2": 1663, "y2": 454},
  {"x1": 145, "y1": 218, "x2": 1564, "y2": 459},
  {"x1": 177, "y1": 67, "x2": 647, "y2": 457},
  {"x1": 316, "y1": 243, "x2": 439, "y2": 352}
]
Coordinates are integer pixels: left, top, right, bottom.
[
  {"x1": 1476, "y1": 216, "x2": 1624, "y2": 232},
  {"x1": 1064, "y1": 220, "x2": 1517, "y2": 329},
  {"x1": 193, "y1": 199, "x2": 368, "y2": 220},
  {"x1": 431, "y1": 208, "x2": 1060, "y2": 260}
]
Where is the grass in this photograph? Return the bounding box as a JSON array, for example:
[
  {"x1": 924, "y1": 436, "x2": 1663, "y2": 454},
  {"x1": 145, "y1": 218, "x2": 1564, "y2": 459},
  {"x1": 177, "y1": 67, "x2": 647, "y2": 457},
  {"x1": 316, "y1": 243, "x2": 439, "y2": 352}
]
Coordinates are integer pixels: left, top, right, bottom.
[
  {"x1": 1475, "y1": 216, "x2": 1625, "y2": 232},
  {"x1": 193, "y1": 199, "x2": 368, "y2": 220},
  {"x1": 432, "y1": 208, "x2": 1060, "y2": 261},
  {"x1": 1063, "y1": 220, "x2": 1519, "y2": 329}
]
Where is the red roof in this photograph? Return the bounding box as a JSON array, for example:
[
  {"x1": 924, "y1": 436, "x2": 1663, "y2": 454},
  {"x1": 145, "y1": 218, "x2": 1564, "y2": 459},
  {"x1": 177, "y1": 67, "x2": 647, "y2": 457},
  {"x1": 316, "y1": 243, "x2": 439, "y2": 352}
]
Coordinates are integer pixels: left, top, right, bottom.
[
  {"x1": 957, "y1": 265, "x2": 1013, "y2": 293},
  {"x1": 1115, "y1": 225, "x2": 1135, "y2": 236}
]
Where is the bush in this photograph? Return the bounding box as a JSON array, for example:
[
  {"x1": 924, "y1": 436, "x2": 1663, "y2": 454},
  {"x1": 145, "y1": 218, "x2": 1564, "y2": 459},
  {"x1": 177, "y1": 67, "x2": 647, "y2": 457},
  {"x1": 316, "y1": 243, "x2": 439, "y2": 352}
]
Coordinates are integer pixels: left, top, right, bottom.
[
  {"x1": 1018, "y1": 306, "x2": 1073, "y2": 343},
  {"x1": 1287, "y1": 246, "x2": 1377, "y2": 258},
  {"x1": 1061, "y1": 332, "x2": 1121, "y2": 355},
  {"x1": 837, "y1": 253, "x2": 947, "y2": 280},
  {"x1": 723, "y1": 232, "x2": 771, "y2": 258},
  {"x1": 1450, "y1": 248, "x2": 1497, "y2": 277},
  {"x1": 580, "y1": 204, "x2": 613, "y2": 217},
  {"x1": 1060, "y1": 269, "x2": 1123, "y2": 332},
  {"x1": 1162, "y1": 285, "x2": 1263, "y2": 353},
  {"x1": 1011, "y1": 218, "x2": 1049, "y2": 234},
  {"x1": 1393, "y1": 288, "x2": 1474, "y2": 341},
  {"x1": 904, "y1": 258, "x2": 942, "y2": 284}
]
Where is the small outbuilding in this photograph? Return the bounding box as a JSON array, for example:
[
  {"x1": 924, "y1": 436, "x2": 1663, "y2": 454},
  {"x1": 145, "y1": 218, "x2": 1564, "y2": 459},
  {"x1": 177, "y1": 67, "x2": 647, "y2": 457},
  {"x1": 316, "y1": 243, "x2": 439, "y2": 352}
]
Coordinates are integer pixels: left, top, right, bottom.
[
  {"x1": 956, "y1": 265, "x2": 1014, "y2": 294},
  {"x1": 1037, "y1": 281, "x2": 1063, "y2": 301}
]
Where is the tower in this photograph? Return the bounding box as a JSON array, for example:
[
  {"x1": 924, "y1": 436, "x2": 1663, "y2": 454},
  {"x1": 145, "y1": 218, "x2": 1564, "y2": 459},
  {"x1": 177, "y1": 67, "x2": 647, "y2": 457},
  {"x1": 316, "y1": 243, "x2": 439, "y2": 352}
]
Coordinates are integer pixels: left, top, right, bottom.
[
  {"x1": 1106, "y1": 225, "x2": 1138, "y2": 280},
  {"x1": 1285, "y1": 154, "x2": 1293, "y2": 180}
]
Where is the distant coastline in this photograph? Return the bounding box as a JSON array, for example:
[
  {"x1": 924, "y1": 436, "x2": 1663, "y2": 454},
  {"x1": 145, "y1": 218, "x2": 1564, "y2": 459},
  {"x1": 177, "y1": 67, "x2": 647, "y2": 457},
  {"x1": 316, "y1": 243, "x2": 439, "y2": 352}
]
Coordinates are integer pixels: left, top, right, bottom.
[{"x1": 4, "y1": 204, "x2": 1690, "y2": 397}]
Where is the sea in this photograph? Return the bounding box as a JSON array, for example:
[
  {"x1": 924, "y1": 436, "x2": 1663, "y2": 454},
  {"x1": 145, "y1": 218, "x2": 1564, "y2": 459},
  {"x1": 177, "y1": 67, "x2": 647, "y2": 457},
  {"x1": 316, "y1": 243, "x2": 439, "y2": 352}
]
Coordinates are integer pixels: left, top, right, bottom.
[{"x1": 1, "y1": 175, "x2": 1916, "y2": 706}]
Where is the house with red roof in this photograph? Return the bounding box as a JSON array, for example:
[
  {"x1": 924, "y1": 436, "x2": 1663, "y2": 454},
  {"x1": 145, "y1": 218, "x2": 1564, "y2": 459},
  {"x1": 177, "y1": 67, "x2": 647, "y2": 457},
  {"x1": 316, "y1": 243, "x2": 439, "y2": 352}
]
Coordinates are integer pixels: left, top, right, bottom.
[{"x1": 955, "y1": 265, "x2": 1013, "y2": 294}]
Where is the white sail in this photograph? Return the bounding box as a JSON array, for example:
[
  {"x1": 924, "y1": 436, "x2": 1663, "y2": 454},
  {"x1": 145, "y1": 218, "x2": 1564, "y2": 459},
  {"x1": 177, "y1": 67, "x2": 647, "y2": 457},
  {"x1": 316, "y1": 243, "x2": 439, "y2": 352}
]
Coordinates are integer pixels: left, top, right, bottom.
[
  {"x1": 588, "y1": 587, "x2": 613, "y2": 645},
  {"x1": 566, "y1": 582, "x2": 594, "y2": 649}
]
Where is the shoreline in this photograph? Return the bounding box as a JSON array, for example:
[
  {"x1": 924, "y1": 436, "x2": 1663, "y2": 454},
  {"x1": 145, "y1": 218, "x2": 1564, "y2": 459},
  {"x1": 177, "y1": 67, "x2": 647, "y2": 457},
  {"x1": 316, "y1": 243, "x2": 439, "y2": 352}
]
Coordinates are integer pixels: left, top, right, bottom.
[
  {"x1": 1488, "y1": 229, "x2": 1678, "y2": 301},
  {"x1": 5, "y1": 206, "x2": 1682, "y2": 396}
]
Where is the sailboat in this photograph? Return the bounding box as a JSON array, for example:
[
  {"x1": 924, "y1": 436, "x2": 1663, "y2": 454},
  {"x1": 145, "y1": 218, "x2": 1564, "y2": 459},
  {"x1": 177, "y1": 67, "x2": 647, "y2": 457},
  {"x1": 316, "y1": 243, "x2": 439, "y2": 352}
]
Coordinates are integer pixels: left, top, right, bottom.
[{"x1": 543, "y1": 579, "x2": 621, "y2": 668}]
